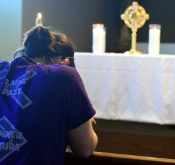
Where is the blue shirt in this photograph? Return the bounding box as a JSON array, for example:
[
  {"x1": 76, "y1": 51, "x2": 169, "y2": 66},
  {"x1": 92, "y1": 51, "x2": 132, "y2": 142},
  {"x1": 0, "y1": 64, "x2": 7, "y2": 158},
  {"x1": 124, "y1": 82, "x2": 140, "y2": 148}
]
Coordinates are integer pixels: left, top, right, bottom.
[{"x1": 0, "y1": 56, "x2": 95, "y2": 165}]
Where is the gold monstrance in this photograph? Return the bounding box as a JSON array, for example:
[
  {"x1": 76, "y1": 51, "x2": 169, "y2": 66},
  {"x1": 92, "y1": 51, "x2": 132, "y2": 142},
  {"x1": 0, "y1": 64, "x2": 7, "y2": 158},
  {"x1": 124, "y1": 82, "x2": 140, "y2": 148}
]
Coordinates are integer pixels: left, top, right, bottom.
[{"x1": 121, "y1": 1, "x2": 149, "y2": 54}]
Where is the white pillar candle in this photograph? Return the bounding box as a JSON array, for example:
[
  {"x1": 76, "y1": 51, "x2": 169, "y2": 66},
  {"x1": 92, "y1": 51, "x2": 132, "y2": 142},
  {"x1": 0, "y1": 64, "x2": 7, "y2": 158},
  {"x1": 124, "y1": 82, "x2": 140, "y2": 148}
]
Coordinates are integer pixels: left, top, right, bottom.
[
  {"x1": 35, "y1": 13, "x2": 43, "y2": 26},
  {"x1": 92, "y1": 24, "x2": 106, "y2": 53},
  {"x1": 148, "y1": 24, "x2": 161, "y2": 55}
]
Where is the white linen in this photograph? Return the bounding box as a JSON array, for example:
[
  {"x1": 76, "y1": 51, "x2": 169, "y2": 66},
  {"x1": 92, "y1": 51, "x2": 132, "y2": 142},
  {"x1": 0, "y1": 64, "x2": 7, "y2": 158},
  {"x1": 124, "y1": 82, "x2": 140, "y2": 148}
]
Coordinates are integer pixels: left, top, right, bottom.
[{"x1": 74, "y1": 52, "x2": 175, "y2": 124}]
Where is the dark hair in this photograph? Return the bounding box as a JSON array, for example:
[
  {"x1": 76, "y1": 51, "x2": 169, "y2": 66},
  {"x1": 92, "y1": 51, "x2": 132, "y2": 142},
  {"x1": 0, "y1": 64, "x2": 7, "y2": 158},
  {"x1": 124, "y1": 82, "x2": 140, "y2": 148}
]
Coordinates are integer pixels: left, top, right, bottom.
[
  {"x1": 53, "y1": 33, "x2": 75, "y2": 67},
  {"x1": 14, "y1": 26, "x2": 75, "y2": 67}
]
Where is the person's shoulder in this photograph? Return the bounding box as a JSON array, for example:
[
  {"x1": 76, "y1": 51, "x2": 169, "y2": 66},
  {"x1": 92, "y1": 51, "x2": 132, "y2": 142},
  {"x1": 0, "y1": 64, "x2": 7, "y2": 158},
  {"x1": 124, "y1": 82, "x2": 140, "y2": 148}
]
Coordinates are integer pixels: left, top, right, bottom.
[
  {"x1": 55, "y1": 65, "x2": 79, "y2": 78},
  {"x1": 0, "y1": 59, "x2": 9, "y2": 66},
  {"x1": 40, "y1": 64, "x2": 78, "y2": 79},
  {"x1": 60, "y1": 65, "x2": 77, "y2": 73},
  {"x1": 0, "y1": 59, "x2": 6, "y2": 63}
]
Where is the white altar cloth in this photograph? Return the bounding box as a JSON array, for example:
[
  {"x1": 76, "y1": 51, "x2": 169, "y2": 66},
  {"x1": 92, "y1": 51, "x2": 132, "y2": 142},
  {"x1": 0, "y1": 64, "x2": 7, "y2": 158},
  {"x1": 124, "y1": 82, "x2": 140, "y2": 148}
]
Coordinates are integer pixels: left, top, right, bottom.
[{"x1": 74, "y1": 52, "x2": 175, "y2": 124}]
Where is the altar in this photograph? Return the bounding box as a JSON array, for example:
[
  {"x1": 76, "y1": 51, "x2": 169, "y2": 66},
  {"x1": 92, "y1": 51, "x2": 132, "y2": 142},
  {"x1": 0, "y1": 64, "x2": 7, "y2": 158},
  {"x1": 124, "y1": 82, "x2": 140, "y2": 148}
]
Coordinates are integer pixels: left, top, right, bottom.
[{"x1": 74, "y1": 52, "x2": 175, "y2": 124}]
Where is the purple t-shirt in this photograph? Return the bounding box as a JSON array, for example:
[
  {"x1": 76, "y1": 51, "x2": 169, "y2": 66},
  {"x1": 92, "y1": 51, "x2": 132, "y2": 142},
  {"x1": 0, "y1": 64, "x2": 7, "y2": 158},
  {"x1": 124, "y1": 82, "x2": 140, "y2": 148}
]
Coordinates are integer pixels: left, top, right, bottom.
[{"x1": 0, "y1": 56, "x2": 95, "y2": 165}]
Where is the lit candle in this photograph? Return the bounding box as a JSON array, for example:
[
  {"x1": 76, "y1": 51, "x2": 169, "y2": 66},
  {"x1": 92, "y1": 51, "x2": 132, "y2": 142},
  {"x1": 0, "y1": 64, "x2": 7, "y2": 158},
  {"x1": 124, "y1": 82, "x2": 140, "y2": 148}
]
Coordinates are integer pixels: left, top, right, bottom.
[
  {"x1": 35, "y1": 13, "x2": 43, "y2": 26},
  {"x1": 92, "y1": 24, "x2": 106, "y2": 53},
  {"x1": 148, "y1": 24, "x2": 161, "y2": 55}
]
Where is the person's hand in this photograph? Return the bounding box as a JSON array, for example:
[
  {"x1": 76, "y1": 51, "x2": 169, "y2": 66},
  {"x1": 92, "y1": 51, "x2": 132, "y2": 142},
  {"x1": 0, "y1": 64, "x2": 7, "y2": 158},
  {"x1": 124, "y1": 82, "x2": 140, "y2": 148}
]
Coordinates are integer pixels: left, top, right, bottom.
[{"x1": 91, "y1": 118, "x2": 97, "y2": 125}]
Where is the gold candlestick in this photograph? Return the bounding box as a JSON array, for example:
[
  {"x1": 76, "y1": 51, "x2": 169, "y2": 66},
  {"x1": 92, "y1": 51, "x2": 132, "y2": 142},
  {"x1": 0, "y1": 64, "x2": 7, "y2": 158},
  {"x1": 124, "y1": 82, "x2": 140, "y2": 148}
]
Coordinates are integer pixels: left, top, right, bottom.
[{"x1": 121, "y1": 1, "x2": 149, "y2": 54}]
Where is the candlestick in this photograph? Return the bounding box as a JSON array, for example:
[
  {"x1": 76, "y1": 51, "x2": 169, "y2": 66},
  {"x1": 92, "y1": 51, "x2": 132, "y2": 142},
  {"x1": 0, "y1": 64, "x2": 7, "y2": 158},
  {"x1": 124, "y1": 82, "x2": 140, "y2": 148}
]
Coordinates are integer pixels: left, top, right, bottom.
[
  {"x1": 148, "y1": 24, "x2": 161, "y2": 55},
  {"x1": 35, "y1": 13, "x2": 43, "y2": 26},
  {"x1": 92, "y1": 24, "x2": 106, "y2": 53}
]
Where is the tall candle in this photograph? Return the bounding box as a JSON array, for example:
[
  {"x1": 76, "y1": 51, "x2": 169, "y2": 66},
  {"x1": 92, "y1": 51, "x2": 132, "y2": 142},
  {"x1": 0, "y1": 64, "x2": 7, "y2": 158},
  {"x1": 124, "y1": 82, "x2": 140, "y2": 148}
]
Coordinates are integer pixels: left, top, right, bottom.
[
  {"x1": 35, "y1": 13, "x2": 43, "y2": 26},
  {"x1": 92, "y1": 24, "x2": 106, "y2": 53},
  {"x1": 148, "y1": 24, "x2": 161, "y2": 55}
]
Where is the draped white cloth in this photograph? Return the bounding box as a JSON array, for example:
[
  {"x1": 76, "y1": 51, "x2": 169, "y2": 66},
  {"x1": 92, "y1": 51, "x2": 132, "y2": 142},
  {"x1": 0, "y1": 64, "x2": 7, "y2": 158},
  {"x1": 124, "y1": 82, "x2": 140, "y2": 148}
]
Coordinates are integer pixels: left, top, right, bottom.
[{"x1": 74, "y1": 52, "x2": 175, "y2": 124}]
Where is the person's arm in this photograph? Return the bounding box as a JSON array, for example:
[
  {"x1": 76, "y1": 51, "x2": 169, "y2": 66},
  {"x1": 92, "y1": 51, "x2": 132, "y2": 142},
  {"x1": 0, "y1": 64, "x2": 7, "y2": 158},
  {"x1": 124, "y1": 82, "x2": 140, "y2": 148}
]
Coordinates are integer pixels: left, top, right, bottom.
[{"x1": 66, "y1": 118, "x2": 98, "y2": 158}]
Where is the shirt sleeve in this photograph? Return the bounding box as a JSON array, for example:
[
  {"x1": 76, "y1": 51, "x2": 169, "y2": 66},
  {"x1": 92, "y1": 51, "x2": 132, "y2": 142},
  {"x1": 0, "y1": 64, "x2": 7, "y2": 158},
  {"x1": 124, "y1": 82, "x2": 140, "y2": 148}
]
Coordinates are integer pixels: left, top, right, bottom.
[{"x1": 65, "y1": 69, "x2": 96, "y2": 131}]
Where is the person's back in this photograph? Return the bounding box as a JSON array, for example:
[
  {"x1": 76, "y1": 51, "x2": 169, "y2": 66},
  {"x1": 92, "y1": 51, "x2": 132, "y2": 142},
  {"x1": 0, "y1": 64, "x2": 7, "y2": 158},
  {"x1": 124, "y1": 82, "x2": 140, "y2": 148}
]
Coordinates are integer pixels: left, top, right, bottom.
[{"x1": 0, "y1": 26, "x2": 98, "y2": 165}]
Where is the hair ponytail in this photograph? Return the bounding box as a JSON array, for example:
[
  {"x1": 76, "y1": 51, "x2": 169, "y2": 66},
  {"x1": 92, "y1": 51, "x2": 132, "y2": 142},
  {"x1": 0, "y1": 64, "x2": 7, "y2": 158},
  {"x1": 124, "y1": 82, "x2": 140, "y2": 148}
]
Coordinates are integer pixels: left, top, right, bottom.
[
  {"x1": 14, "y1": 26, "x2": 75, "y2": 67},
  {"x1": 22, "y1": 26, "x2": 52, "y2": 57}
]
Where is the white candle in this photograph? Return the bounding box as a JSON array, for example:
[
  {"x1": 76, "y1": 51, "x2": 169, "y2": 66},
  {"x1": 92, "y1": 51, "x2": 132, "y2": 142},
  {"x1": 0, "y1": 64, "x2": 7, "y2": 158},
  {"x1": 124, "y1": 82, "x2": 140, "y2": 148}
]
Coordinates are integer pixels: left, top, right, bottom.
[
  {"x1": 148, "y1": 24, "x2": 161, "y2": 55},
  {"x1": 92, "y1": 24, "x2": 106, "y2": 53},
  {"x1": 35, "y1": 13, "x2": 43, "y2": 26}
]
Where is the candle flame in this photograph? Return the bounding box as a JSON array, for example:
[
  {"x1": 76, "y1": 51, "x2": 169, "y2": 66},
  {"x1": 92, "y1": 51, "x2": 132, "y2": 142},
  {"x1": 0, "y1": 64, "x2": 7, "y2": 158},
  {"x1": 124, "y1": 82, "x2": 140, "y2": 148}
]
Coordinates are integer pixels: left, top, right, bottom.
[
  {"x1": 36, "y1": 13, "x2": 43, "y2": 26},
  {"x1": 37, "y1": 13, "x2": 42, "y2": 19},
  {"x1": 93, "y1": 24, "x2": 104, "y2": 29}
]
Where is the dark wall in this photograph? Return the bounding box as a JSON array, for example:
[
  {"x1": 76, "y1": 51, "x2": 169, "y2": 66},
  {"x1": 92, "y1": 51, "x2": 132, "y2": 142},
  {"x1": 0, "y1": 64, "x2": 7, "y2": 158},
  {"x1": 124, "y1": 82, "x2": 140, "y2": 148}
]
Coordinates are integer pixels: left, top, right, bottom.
[
  {"x1": 104, "y1": 0, "x2": 175, "y2": 48},
  {"x1": 22, "y1": 0, "x2": 106, "y2": 52},
  {"x1": 22, "y1": 0, "x2": 175, "y2": 52},
  {"x1": 136, "y1": 0, "x2": 175, "y2": 43}
]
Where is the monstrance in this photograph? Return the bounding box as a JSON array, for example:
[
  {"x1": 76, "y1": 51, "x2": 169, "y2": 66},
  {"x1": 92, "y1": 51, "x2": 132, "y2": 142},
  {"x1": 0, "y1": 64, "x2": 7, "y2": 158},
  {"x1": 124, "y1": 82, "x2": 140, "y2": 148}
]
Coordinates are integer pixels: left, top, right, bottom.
[{"x1": 121, "y1": 1, "x2": 149, "y2": 54}]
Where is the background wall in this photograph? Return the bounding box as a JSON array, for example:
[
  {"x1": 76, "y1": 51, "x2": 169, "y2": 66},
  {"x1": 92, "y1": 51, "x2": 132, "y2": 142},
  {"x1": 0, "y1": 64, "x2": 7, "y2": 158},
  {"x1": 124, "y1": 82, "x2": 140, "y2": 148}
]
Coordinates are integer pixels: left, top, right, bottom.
[
  {"x1": 22, "y1": 0, "x2": 107, "y2": 52},
  {"x1": 22, "y1": 0, "x2": 175, "y2": 54},
  {"x1": 1, "y1": 0, "x2": 175, "y2": 61},
  {"x1": 136, "y1": 0, "x2": 175, "y2": 43},
  {"x1": 0, "y1": 0, "x2": 22, "y2": 61}
]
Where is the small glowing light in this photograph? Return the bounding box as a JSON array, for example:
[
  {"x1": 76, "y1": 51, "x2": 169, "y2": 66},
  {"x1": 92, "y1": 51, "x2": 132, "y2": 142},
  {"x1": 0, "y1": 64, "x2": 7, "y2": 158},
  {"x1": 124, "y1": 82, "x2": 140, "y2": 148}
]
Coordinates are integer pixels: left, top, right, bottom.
[
  {"x1": 37, "y1": 13, "x2": 42, "y2": 19},
  {"x1": 35, "y1": 13, "x2": 43, "y2": 26}
]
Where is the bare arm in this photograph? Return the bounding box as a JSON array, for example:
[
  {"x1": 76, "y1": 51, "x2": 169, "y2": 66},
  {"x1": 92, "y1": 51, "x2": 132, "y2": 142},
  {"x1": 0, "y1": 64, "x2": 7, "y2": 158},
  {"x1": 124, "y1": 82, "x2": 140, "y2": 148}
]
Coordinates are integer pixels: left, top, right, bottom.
[{"x1": 66, "y1": 118, "x2": 98, "y2": 158}]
